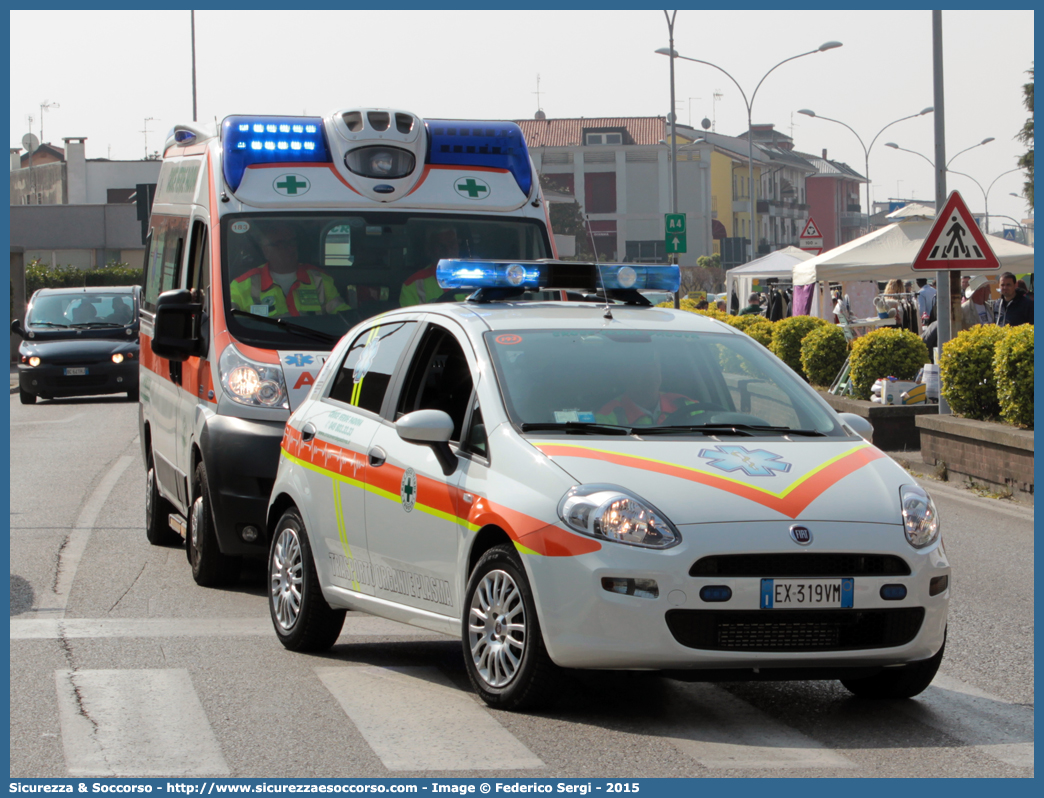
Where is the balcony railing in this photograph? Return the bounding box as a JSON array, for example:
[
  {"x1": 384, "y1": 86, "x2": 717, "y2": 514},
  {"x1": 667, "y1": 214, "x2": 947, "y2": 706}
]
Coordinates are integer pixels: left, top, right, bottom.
[{"x1": 840, "y1": 212, "x2": 868, "y2": 228}]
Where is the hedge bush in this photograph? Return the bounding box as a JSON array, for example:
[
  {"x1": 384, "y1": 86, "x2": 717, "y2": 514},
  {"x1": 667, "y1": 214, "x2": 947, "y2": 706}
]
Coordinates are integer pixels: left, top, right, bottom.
[
  {"x1": 800, "y1": 324, "x2": 849, "y2": 388},
  {"x1": 938, "y1": 325, "x2": 1008, "y2": 419},
  {"x1": 993, "y1": 325, "x2": 1034, "y2": 427},
  {"x1": 848, "y1": 327, "x2": 930, "y2": 400},
  {"x1": 989, "y1": 323, "x2": 1031, "y2": 426},
  {"x1": 25, "y1": 260, "x2": 143, "y2": 295},
  {"x1": 743, "y1": 319, "x2": 774, "y2": 348},
  {"x1": 768, "y1": 315, "x2": 831, "y2": 378}
]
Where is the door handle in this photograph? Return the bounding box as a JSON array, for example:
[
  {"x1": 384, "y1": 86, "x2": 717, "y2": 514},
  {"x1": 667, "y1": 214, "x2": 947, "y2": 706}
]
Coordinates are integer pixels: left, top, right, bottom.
[
  {"x1": 300, "y1": 423, "x2": 317, "y2": 442},
  {"x1": 368, "y1": 447, "x2": 386, "y2": 467}
]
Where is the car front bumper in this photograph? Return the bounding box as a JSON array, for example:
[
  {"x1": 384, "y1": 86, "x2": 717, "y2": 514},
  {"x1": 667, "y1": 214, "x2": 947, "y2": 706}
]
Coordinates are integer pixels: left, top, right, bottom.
[
  {"x1": 19, "y1": 361, "x2": 139, "y2": 398},
  {"x1": 524, "y1": 520, "x2": 949, "y2": 673}
]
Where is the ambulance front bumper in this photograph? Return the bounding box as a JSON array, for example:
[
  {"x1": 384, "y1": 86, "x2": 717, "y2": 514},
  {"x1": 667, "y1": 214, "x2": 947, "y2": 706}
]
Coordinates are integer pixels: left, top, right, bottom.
[{"x1": 525, "y1": 520, "x2": 949, "y2": 673}]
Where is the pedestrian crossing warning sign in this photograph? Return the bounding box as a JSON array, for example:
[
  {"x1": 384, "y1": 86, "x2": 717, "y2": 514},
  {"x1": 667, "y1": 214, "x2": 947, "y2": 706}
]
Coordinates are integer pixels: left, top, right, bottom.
[
  {"x1": 913, "y1": 190, "x2": 1000, "y2": 271},
  {"x1": 800, "y1": 218, "x2": 822, "y2": 239}
]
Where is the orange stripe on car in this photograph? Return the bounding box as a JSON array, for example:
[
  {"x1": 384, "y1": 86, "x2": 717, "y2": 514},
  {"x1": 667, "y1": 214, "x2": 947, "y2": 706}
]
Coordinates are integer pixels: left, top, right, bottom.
[{"x1": 534, "y1": 443, "x2": 886, "y2": 519}]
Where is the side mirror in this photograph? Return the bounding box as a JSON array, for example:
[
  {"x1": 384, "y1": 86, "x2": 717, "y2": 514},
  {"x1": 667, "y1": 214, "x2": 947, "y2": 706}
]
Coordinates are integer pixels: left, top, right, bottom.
[
  {"x1": 395, "y1": 409, "x2": 458, "y2": 475},
  {"x1": 10, "y1": 318, "x2": 25, "y2": 338},
  {"x1": 837, "y1": 412, "x2": 874, "y2": 442},
  {"x1": 150, "y1": 289, "x2": 203, "y2": 362}
]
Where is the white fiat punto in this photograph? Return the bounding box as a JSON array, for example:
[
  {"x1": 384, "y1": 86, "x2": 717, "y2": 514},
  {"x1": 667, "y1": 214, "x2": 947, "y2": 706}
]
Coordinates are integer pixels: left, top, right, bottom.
[{"x1": 265, "y1": 260, "x2": 949, "y2": 710}]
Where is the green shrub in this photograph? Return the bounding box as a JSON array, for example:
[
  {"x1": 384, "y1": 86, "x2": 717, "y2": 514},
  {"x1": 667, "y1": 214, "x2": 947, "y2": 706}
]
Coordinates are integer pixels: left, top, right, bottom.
[
  {"x1": 800, "y1": 324, "x2": 849, "y2": 388},
  {"x1": 724, "y1": 314, "x2": 766, "y2": 333},
  {"x1": 768, "y1": 315, "x2": 831, "y2": 378},
  {"x1": 994, "y1": 325, "x2": 1034, "y2": 427},
  {"x1": 25, "y1": 260, "x2": 143, "y2": 296},
  {"x1": 848, "y1": 327, "x2": 930, "y2": 400},
  {"x1": 743, "y1": 319, "x2": 774, "y2": 348},
  {"x1": 938, "y1": 325, "x2": 1008, "y2": 419}
]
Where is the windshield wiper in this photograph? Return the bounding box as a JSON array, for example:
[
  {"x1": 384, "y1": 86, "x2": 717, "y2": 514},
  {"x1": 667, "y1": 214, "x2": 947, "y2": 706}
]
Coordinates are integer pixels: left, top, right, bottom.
[
  {"x1": 752, "y1": 426, "x2": 828, "y2": 437},
  {"x1": 230, "y1": 309, "x2": 339, "y2": 345},
  {"x1": 71, "y1": 322, "x2": 124, "y2": 328},
  {"x1": 520, "y1": 422, "x2": 633, "y2": 436},
  {"x1": 638, "y1": 424, "x2": 755, "y2": 437},
  {"x1": 29, "y1": 321, "x2": 71, "y2": 328}
]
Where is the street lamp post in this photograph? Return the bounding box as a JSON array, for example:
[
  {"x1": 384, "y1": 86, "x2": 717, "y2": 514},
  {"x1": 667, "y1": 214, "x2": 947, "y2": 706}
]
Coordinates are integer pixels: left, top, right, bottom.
[
  {"x1": 885, "y1": 142, "x2": 1019, "y2": 234},
  {"x1": 656, "y1": 40, "x2": 841, "y2": 263},
  {"x1": 662, "y1": 11, "x2": 680, "y2": 308},
  {"x1": 797, "y1": 106, "x2": 932, "y2": 233}
]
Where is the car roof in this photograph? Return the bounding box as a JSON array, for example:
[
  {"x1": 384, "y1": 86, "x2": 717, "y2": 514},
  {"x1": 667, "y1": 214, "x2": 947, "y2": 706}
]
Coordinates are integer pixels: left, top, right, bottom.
[{"x1": 392, "y1": 301, "x2": 740, "y2": 335}]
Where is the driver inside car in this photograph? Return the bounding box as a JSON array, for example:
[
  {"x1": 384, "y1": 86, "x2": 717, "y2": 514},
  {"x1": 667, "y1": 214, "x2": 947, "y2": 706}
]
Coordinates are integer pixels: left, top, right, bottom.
[{"x1": 595, "y1": 352, "x2": 704, "y2": 426}]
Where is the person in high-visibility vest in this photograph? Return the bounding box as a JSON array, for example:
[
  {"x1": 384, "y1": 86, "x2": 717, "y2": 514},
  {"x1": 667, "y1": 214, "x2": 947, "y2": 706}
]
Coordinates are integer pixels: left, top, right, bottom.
[
  {"x1": 399, "y1": 226, "x2": 470, "y2": 306},
  {"x1": 595, "y1": 354, "x2": 704, "y2": 427},
  {"x1": 230, "y1": 222, "x2": 351, "y2": 317}
]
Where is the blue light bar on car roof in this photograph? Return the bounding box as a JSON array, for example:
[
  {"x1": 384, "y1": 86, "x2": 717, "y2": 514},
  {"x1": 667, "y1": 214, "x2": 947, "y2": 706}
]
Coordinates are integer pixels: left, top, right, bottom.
[
  {"x1": 221, "y1": 115, "x2": 331, "y2": 191},
  {"x1": 425, "y1": 120, "x2": 533, "y2": 196},
  {"x1": 436, "y1": 260, "x2": 680, "y2": 293}
]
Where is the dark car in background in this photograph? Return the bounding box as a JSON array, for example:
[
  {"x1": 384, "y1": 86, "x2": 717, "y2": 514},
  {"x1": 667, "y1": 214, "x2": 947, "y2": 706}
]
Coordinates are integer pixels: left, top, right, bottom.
[{"x1": 12, "y1": 286, "x2": 141, "y2": 405}]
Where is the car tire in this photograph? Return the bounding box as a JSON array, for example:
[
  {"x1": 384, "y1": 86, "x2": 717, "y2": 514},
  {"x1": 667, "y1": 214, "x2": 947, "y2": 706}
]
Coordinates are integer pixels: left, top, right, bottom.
[
  {"x1": 145, "y1": 461, "x2": 181, "y2": 547},
  {"x1": 268, "y1": 507, "x2": 345, "y2": 651},
  {"x1": 19, "y1": 388, "x2": 36, "y2": 405},
  {"x1": 462, "y1": 544, "x2": 558, "y2": 710},
  {"x1": 127, "y1": 388, "x2": 140, "y2": 403},
  {"x1": 188, "y1": 461, "x2": 242, "y2": 587},
  {"x1": 840, "y1": 631, "x2": 946, "y2": 699}
]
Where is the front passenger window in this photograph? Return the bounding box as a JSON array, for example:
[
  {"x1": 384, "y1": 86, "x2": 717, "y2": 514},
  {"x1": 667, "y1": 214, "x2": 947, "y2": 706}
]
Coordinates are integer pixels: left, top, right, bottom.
[{"x1": 397, "y1": 325, "x2": 474, "y2": 441}]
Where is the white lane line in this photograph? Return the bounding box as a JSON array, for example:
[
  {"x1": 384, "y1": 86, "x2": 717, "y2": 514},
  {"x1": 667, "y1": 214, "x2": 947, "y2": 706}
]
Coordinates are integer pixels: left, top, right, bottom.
[
  {"x1": 895, "y1": 673, "x2": 1034, "y2": 768},
  {"x1": 661, "y1": 683, "x2": 855, "y2": 769},
  {"x1": 35, "y1": 455, "x2": 134, "y2": 618},
  {"x1": 12, "y1": 614, "x2": 445, "y2": 640},
  {"x1": 56, "y1": 669, "x2": 230, "y2": 777},
  {"x1": 316, "y1": 666, "x2": 544, "y2": 771},
  {"x1": 11, "y1": 412, "x2": 86, "y2": 426}
]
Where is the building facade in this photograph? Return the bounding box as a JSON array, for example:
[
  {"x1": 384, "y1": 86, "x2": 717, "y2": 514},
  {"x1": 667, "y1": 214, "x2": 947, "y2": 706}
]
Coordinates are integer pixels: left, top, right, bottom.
[{"x1": 797, "y1": 149, "x2": 868, "y2": 251}]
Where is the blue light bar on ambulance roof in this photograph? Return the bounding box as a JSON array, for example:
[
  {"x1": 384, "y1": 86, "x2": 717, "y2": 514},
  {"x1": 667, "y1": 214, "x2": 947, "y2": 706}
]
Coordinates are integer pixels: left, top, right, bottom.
[
  {"x1": 221, "y1": 115, "x2": 331, "y2": 191},
  {"x1": 425, "y1": 121, "x2": 532, "y2": 196},
  {"x1": 436, "y1": 260, "x2": 680, "y2": 293}
]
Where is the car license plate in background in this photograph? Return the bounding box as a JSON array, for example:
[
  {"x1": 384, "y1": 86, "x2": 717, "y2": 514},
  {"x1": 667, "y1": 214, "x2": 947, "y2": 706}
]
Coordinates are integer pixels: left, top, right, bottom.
[
  {"x1": 761, "y1": 578, "x2": 853, "y2": 609},
  {"x1": 64, "y1": 367, "x2": 87, "y2": 376}
]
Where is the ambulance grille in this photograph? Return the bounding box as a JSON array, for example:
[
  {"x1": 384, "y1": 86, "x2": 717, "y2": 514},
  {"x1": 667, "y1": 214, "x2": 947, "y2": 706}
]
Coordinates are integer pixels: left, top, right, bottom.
[
  {"x1": 689, "y1": 553, "x2": 910, "y2": 578},
  {"x1": 665, "y1": 608, "x2": 925, "y2": 652}
]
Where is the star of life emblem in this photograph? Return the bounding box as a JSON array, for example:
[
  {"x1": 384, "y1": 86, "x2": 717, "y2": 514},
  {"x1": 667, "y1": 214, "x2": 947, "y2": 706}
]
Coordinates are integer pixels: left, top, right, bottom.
[{"x1": 698, "y1": 445, "x2": 792, "y2": 477}]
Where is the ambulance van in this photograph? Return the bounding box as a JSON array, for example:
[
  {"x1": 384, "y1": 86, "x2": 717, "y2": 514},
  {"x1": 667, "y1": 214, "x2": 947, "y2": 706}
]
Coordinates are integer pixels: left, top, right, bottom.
[{"x1": 141, "y1": 108, "x2": 554, "y2": 586}]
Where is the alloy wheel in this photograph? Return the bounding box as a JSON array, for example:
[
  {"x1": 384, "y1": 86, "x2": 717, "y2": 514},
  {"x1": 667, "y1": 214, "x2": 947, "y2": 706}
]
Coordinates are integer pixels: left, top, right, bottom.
[{"x1": 468, "y1": 569, "x2": 527, "y2": 687}]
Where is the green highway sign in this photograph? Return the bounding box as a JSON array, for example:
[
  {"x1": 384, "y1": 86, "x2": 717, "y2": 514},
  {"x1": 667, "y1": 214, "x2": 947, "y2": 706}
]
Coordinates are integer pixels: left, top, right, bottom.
[{"x1": 665, "y1": 213, "x2": 687, "y2": 254}]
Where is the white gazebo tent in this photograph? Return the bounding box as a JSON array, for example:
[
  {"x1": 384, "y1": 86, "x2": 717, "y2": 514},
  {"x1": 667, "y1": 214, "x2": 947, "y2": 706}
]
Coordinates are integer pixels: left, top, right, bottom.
[
  {"x1": 725, "y1": 246, "x2": 814, "y2": 311},
  {"x1": 792, "y1": 213, "x2": 1034, "y2": 316}
]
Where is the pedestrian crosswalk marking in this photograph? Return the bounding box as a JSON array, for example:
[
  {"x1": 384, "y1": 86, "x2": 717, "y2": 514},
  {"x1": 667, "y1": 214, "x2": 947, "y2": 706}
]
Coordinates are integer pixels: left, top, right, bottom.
[
  {"x1": 315, "y1": 665, "x2": 545, "y2": 771},
  {"x1": 55, "y1": 669, "x2": 230, "y2": 777},
  {"x1": 657, "y1": 683, "x2": 855, "y2": 769}
]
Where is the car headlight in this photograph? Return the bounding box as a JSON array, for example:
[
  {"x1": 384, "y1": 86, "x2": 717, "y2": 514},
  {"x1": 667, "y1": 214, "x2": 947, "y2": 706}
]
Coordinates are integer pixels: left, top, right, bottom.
[
  {"x1": 900, "y1": 485, "x2": 940, "y2": 548},
  {"x1": 25, "y1": 355, "x2": 41, "y2": 367},
  {"x1": 219, "y1": 344, "x2": 288, "y2": 408},
  {"x1": 112, "y1": 353, "x2": 124, "y2": 364},
  {"x1": 557, "y1": 484, "x2": 680, "y2": 549}
]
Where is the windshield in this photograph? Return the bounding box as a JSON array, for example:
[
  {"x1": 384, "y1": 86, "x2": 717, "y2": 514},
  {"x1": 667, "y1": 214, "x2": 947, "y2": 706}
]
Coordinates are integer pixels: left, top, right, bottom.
[
  {"x1": 222, "y1": 213, "x2": 549, "y2": 348},
  {"x1": 27, "y1": 292, "x2": 137, "y2": 328},
  {"x1": 484, "y1": 328, "x2": 844, "y2": 436}
]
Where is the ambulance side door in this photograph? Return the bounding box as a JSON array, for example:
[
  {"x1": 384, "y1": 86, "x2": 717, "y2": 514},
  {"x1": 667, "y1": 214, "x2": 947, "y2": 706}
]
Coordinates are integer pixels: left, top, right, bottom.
[
  {"x1": 363, "y1": 321, "x2": 475, "y2": 617},
  {"x1": 302, "y1": 319, "x2": 420, "y2": 596}
]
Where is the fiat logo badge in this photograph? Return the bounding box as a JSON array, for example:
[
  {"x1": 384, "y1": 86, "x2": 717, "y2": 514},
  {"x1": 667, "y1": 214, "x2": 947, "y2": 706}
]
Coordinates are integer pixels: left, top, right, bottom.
[{"x1": 789, "y1": 525, "x2": 812, "y2": 545}]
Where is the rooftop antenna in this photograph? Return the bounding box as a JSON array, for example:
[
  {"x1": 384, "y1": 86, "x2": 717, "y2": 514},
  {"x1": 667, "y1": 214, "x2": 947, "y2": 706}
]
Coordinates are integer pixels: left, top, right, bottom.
[
  {"x1": 533, "y1": 73, "x2": 544, "y2": 113},
  {"x1": 39, "y1": 100, "x2": 59, "y2": 144},
  {"x1": 142, "y1": 117, "x2": 156, "y2": 159},
  {"x1": 712, "y1": 90, "x2": 723, "y2": 131},
  {"x1": 584, "y1": 214, "x2": 613, "y2": 320}
]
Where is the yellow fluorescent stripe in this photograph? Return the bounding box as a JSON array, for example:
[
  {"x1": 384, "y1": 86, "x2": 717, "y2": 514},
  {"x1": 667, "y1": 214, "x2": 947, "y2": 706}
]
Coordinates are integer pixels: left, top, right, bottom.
[
  {"x1": 331, "y1": 480, "x2": 360, "y2": 591},
  {"x1": 514, "y1": 541, "x2": 541, "y2": 556},
  {"x1": 282, "y1": 449, "x2": 365, "y2": 489},
  {"x1": 534, "y1": 441, "x2": 871, "y2": 501}
]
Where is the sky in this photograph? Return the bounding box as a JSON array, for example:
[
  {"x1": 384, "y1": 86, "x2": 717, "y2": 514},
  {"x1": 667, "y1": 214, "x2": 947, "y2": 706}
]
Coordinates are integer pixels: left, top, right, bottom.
[{"x1": 9, "y1": 8, "x2": 1034, "y2": 230}]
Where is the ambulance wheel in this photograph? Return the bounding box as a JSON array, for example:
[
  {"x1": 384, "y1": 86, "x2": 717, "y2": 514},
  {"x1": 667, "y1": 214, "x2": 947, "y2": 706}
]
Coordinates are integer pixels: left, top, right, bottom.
[
  {"x1": 841, "y1": 631, "x2": 945, "y2": 699},
  {"x1": 188, "y1": 461, "x2": 241, "y2": 587},
  {"x1": 19, "y1": 388, "x2": 36, "y2": 405},
  {"x1": 268, "y1": 507, "x2": 345, "y2": 652},
  {"x1": 145, "y1": 461, "x2": 181, "y2": 547},
  {"x1": 463, "y1": 544, "x2": 558, "y2": 711}
]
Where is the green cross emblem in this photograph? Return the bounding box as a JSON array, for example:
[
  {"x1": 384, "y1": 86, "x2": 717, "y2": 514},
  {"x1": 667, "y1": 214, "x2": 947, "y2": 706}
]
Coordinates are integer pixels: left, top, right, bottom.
[
  {"x1": 455, "y1": 177, "x2": 489, "y2": 199},
  {"x1": 402, "y1": 481, "x2": 414, "y2": 500},
  {"x1": 274, "y1": 174, "x2": 310, "y2": 195},
  {"x1": 401, "y1": 468, "x2": 417, "y2": 513}
]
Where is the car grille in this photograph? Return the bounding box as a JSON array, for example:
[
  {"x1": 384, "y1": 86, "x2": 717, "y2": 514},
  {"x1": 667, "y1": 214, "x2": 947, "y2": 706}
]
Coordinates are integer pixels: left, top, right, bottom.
[
  {"x1": 665, "y1": 608, "x2": 925, "y2": 652},
  {"x1": 689, "y1": 553, "x2": 910, "y2": 578}
]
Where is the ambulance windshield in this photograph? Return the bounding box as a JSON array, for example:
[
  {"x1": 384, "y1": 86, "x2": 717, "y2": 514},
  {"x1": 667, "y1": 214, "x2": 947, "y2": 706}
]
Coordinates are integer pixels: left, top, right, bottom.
[
  {"x1": 222, "y1": 214, "x2": 549, "y2": 348},
  {"x1": 485, "y1": 329, "x2": 844, "y2": 437}
]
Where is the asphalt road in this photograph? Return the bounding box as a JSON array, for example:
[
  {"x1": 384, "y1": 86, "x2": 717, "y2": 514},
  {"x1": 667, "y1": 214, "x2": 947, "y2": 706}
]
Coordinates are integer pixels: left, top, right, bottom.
[{"x1": 8, "y1": 395, "x2": 1034, "y2": 779}]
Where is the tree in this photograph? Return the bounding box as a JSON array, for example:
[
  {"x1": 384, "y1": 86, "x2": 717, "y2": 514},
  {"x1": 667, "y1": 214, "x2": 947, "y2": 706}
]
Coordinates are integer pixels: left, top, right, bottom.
[
  {"x1": 539, "y1": 174, "x2": 594, "y2": 260},
  {"x1": 1017, "y1": 67, "x2": 1033, "y2": 208}
]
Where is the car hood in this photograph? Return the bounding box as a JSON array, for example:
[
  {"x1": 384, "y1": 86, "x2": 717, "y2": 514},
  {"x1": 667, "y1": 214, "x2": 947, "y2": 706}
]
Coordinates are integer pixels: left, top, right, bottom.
[
  {"x1": 21, "y1": 337, "x2": 139, "y2": 360},
  {"x1": 527, "y1": 437, "x2": 909, "y2": 526}
]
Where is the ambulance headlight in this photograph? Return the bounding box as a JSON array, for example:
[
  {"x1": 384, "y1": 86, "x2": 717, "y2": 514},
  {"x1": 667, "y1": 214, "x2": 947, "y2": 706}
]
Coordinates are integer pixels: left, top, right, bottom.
[
  {"x1": 558, "y1": 484, "x2": 680, "y2": 549},
  {"x1": 900, "y1": 485, "x2": 940, "y2": 549},
  {"x1": 219, "y1": 345, "x2": 288, "y2": 409},
  {"x1": 344, "y1": 146, "x2": 416, "y2": 179}
]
